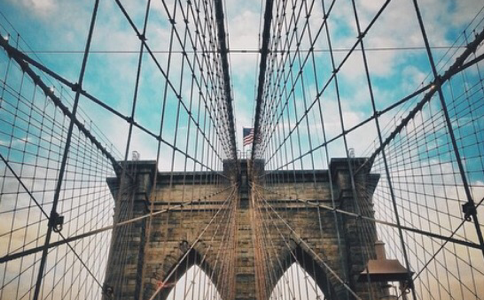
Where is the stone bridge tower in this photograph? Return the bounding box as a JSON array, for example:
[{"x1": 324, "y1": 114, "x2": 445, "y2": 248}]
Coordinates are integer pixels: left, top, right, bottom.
[{"x1": 103, "y1": 158, "x2": 380, "y2": 300}]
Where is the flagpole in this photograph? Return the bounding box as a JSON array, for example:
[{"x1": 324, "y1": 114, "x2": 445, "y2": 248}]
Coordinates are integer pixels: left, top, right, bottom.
[{"x1": 242, "y1": 127, "x2": 245, "y2": 158}]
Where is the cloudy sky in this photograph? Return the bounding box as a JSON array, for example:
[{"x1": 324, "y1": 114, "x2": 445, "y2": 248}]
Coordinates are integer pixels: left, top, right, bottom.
[
  {"x1": 1, "y1": 0, "x2": 265, "y2": 167},
  {"x1": 1, "y1": 0, "x2": 483, "y2": 299},
  {"x1": 1, "y1": 0, "x2": 482, "y2": 166}
]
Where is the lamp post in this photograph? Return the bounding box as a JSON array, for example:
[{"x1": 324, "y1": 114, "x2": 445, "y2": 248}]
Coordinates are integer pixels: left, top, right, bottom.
[{"x1": 358, "y1": 241, "x2": 413, "y2": 300}]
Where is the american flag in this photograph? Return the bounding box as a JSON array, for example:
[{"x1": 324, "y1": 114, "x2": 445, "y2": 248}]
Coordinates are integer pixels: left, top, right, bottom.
[{"x1": 243, "y1": 127, "x2": 254, "y2": 147}]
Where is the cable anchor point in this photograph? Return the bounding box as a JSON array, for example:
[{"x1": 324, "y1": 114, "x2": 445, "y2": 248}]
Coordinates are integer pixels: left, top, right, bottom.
[
  {"x1": 462, "y1": 202, "x2": 476, "y2": 222},
  {"x1": 49, "y1": 212, "x2": 64, "y2": 233},
  {"x1": 103, "y1": 283, "x2": 114, "y2": 298}
]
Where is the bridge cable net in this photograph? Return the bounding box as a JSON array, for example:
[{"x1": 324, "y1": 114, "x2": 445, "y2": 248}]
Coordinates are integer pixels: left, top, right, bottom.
[
  {"x1": 0, "y1": 0, "x2": 238, "y2": 299},
  {"x1": 0, "y1": 0, "x2": 483, "y2": 300},
  {"x1": 250, "y1": 0, "x2": 484, "y2": 299}
]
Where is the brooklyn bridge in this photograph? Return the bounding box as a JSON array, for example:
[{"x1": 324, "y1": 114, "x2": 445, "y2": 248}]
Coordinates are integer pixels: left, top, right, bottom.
[{"x1": 0, "y1": 0, "x2": 483, "y2": 299}]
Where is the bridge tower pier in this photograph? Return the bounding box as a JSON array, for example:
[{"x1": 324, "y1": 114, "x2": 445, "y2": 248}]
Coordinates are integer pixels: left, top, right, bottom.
[{"x1": 103, "y1": 158, "x2": 381, "y2": 300}]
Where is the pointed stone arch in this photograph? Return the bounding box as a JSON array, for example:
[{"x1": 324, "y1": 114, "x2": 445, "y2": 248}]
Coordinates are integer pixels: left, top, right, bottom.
[
  {"x1": 148, "y1": 246, "x2": 223, "y2": 300},
  {"x1": 269, "y1": 261, "x2": 325, "y2": 300},
  {"x1": 266, "y1": 244, "x2": 339, "y2": 300},
  {"x1": 165, "y1": 265, "x2": 223, "y2": 300},
  {"x1": 104, "y1": 159, "x2": 380, "y2": 300}
]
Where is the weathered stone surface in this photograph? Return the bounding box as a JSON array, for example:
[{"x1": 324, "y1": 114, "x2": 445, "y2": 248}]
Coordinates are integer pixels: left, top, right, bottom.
[{"x1": 104, "y1": 158, "x2": 381, "y2": 300}]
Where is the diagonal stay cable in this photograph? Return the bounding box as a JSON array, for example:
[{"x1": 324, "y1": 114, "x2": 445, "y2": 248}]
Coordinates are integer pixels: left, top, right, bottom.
[
  {"x1": 0, "y1": 154, "x2": 105, "y2": 290},
  {"x1": 254, "y1": 183, "x2": 482, "y2": 250},
  {"x1": 254, "y1": 4, "x2": 483, "y2": 175},
  {"x1": 0, "y1": 169, "x2": 235, "y2": 263},
  {"x1": 395, "y1": 197, "x2": 484, "y2": 299},
  {"x1": 156, "y1": 0, "x2": 236, "y2": 158},
  {"x1": 113, "y1": 0, "x2": 233, "y2": 160},
  {"x1": 0, "y1": 35, "x2": 132, "y2": 180},
  {"x1": 32, "y1": 1, "x2": 100, "y2": 298},
  {"x1": 265, "y1": 34, "x2": 484, "y2": 175},
  {"x1": 360, "y1": 27, "x2": 484, "y2": 175},
  {"x1": 147, "y1": 185, "x2": 237, "y2": 300},
  {"x1": 260, "y1": 82, "x2": 432, "y2": 177},
  {"x1": 0, "y1": 37, "x2": 228, "y2": 174},
  {"x1": 254, "y1": 0, "x2": 391, "y2": 162},
  {"x1": 251, "y1": 184, "x2": 362, "y2": 300}
]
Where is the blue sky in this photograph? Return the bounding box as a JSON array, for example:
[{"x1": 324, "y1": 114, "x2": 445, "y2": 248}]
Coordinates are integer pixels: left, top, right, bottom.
[
  {"x1": 0, "y1": 0, "x2": 483, "y2": 299},
  {"x1": 0, "y1": 0, "x2": 481, "y2": 168}
]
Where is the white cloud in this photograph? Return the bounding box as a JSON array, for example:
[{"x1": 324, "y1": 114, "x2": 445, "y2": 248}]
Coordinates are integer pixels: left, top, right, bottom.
[
  {"x1": 1, "y1": 1, "x2": 483, "y2": 298},
  {"x1": 8, "y1": 0, "x2": 57, "y2": 19}
]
